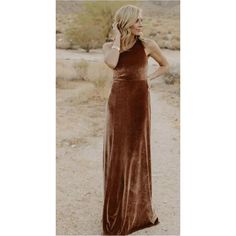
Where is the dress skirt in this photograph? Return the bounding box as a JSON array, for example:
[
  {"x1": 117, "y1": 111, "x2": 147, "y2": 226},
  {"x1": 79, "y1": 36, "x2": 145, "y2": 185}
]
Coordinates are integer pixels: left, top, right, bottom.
[{"x1": 102, "y1": 79, "x2": 159, "y2": 235}]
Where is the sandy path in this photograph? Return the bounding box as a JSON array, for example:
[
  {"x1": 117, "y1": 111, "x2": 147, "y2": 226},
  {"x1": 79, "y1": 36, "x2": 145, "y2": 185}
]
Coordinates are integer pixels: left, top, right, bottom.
[{"x1": 56, "y1": 50, "x2": 180, "y2": 235}]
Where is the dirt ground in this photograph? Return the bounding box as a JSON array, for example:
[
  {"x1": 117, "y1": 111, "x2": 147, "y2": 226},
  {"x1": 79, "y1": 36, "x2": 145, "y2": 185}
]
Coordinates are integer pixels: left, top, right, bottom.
[{"x1": 56, "y1": 50, "x2": 180, "y2": 235}]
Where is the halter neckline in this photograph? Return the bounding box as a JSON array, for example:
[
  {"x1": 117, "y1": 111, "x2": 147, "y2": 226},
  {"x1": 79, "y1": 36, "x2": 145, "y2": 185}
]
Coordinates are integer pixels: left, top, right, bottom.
[{"x1": 120, "y1": 38, "x2": 139, "y2": 54}]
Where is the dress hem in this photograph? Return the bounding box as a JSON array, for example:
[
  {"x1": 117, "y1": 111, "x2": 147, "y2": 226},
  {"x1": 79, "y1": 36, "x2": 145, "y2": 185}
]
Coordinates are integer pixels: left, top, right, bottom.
[{"x1": 102, "y1": 217, "x2": 160, "y2": 235}]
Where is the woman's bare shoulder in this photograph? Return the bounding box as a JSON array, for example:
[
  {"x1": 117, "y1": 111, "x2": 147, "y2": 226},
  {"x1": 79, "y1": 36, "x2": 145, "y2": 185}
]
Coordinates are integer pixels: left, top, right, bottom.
[
  {"x1": 141, "y1": 37, "x2": 159, "y2": 49},
  {"x1": 140, "y1": 37, "x2": 160, "y2": 56}
]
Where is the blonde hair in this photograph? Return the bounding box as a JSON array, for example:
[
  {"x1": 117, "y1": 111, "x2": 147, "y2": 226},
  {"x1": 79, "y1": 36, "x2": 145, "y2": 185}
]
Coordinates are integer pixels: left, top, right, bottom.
[{"x1": 114, "y1": 4, "x2": 145, "y2": 50}]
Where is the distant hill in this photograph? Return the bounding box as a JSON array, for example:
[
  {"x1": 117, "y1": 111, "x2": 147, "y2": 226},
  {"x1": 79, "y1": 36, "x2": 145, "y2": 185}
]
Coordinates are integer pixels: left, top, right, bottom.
[{"x1": 56, "y1": 0, "x2": 180, "y2": 17}]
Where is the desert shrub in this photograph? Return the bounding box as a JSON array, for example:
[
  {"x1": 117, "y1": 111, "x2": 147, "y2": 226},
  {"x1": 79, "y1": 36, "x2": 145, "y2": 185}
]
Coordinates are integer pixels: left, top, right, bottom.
[
  {"x1": 73, "y1": 60, "x2": 113, "y2": 99},
  {"x1": 64, "y1": 1, "x2": 126, "y2": 52},
  {"x1": 56, "y1": 60, "x2": 77, "y2": 80},
  {"x1": 74, "y1": 59, "x2": 89, "y2": 80}
]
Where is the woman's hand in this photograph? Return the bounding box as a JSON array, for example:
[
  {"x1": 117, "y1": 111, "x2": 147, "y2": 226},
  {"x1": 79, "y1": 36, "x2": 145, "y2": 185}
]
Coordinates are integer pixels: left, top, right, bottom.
[
  {"x1": 145, "y1": 39, "x2": 170, "y2": 80},
  {"x1": 112, "y1": 23, "x2": 121, "y2": 37}
]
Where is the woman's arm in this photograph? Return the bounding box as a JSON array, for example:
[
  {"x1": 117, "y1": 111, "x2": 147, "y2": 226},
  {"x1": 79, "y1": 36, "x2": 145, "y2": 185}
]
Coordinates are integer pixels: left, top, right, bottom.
[
  {"x1": 103, "y1": 24, "x2": 121, "y2": 69},
  {"x1": 145, "y1": 39, "x2": 170, "y2": 81}
]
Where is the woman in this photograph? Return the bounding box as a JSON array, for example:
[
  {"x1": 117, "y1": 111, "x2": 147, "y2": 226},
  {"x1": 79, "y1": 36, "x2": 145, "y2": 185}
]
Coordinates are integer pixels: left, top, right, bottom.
[{"x1": 102, "y1": 4, "x2": 169, "y2": 235}]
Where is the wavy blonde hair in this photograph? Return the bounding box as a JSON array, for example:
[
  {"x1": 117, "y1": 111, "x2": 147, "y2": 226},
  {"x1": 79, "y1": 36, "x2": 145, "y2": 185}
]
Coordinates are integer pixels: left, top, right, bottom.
[{"x1": 114, "y1": 4, "x2": 145, "y2": 50}]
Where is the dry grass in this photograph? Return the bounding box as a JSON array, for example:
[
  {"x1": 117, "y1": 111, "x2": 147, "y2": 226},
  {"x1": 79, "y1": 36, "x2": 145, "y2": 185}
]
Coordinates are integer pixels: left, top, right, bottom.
[
  {"x1": 74, "y1": 59, "x2": 89, "y2": 80},
  {"x1": 143, "y1": 17, "x2": 180, "y2": 50},
  {"x1": 163, "y1": 62, "x2": 180, "y2": 84},
  {"x1": 56, "y1": 60, "x2": 77, "y2": 81},
  {"x1": 56, "y1": 80, "x2": 97, "y2": 105},
  {"x1": 87, "y1": 62, "x2": 112, "y2": 97},
  {"x1": 57, "y1": 59, "x2": 113, "y2": 102}
]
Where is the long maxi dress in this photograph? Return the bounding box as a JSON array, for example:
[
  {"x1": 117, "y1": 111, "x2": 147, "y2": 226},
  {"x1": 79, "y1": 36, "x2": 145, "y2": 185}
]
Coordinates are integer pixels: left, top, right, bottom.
[{"x1": 102, "y1": 37, "x2": 160, "y2": 235}]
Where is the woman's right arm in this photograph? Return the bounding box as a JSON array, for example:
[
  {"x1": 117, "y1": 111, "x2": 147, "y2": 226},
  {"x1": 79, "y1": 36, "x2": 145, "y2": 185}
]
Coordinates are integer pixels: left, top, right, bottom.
[{"x1": 103, "y1": 25, "x2": 121, "y2": 69}]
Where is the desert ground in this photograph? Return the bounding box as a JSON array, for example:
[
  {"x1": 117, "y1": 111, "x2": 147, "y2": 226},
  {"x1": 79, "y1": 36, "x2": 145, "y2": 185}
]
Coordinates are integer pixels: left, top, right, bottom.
[{"x1": 56, "y1": 48, "x2": 180, "y2": 235}]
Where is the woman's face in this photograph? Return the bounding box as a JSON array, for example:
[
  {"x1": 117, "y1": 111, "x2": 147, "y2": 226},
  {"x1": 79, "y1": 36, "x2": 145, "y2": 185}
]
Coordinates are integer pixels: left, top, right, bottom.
[{"x1": 130, "y1": 12, "x2": 143, "y2": 36}]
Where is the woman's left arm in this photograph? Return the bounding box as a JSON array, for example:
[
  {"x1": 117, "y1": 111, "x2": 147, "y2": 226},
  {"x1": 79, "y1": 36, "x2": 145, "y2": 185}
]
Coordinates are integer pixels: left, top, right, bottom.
[{"x1": 146, "y1": 39, "x2": 170, "y2": 81}]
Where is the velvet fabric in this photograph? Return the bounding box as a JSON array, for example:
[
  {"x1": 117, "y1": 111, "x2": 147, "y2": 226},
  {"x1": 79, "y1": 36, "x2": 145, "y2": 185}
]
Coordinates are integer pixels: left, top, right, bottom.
[{"x1": 102, "y1": 38, "x2": 160, "y2": 235}]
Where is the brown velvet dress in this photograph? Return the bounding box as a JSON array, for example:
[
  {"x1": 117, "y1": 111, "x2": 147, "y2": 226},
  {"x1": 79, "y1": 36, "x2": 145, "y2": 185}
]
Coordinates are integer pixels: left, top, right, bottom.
[{"x1": 102, "y1": 37, "x2": 160, "y2": 235}]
